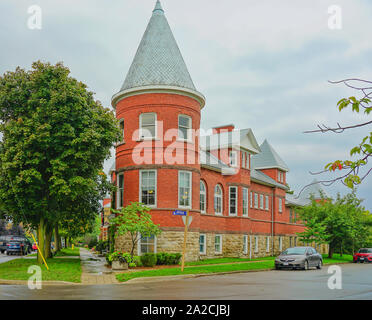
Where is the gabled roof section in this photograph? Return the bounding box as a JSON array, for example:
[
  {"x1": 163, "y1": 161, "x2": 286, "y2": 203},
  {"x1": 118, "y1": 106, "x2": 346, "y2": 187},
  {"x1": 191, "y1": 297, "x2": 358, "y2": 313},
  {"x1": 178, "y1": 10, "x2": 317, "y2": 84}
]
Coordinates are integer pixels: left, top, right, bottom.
[
  {"x1": 112, "y1": 1, "x2": 205, "y2": 108},
  {"x1": 251, "y1": 169, "x2": 289, "y2": 190},
  {"x1": 252, "y1": 139, "x2": 289, "y2": 172},
  {"x1": 200, "y1": 128, "x2": 261, "y2": 155},
  {"x1": 300, "y1": 179, "x2": 330, "y2": 200},
  {"x1": 199, "y1": 150, "x2": 235, "y2": 175},
  {"x1": 285, "y1": 193, "x2": 310, "y2": 207}
]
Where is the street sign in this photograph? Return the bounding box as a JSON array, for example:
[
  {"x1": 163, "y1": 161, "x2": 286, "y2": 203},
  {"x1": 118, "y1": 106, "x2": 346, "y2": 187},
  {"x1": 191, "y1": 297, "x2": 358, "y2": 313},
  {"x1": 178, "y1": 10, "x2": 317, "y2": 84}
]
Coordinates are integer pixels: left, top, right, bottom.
[
  {"x1": 182, "y1": 216, "x2": 193, "y2": 227},
  {"x1": 173, "y1": 210, "x2": 187, "y2": 216}
]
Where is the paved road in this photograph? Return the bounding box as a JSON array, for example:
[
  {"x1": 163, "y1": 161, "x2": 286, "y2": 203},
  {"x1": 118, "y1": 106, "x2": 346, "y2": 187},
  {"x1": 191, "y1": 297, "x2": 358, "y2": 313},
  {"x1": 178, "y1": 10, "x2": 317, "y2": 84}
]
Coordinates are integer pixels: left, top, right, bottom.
[
  {"x1": 0, "y1": 252, "x2": 23, "y2": 264},
  {"x1": 0, "y1": 264, "x2": 371, "y2": 300}
]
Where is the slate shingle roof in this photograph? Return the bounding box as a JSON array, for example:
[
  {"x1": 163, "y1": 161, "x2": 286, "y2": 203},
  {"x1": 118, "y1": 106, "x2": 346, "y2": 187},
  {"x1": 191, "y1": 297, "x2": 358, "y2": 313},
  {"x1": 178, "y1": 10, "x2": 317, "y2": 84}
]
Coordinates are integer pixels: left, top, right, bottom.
[
  {"x1": 120, "y1": 1, "x2": 197, "y2": 92},
  {"x1": 252, "y1": 139, "x2": 289, "y2": 172}
]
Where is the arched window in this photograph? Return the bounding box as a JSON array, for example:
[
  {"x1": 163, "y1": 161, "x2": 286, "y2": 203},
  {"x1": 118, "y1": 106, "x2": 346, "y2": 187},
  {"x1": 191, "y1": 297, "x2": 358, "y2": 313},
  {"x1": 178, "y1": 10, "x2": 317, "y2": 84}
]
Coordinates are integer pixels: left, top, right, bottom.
[
  {"x1": 200, "y1": 181, "x2": 206, "y2": 213},
  {"x1": 214, "y1": 185, "x2": 223, "y2": 215}
]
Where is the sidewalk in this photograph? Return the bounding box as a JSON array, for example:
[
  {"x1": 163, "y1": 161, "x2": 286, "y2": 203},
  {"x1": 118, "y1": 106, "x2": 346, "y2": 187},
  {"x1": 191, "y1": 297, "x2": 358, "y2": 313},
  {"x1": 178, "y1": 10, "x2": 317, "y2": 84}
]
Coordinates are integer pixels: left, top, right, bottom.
[{"x1": 80, "y1": 248, "x2": 119, "y2": 285}]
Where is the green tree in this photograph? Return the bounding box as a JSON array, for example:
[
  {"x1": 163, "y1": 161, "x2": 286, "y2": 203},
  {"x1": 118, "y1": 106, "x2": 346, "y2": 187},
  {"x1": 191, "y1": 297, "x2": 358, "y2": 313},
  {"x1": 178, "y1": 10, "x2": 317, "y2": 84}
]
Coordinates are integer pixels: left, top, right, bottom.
[
  {"x1": 297, "y1": 191, "x2": 372, "y2": 258},
  {"x1": 0, "y1": 61, "x2": 120, "y2": 264},
  {"x1": 305, "y1": 78, "x2": 372, "y2": 188},
  {"x1": 110, "y1": 202, "x2": 161, "y2": 258}
]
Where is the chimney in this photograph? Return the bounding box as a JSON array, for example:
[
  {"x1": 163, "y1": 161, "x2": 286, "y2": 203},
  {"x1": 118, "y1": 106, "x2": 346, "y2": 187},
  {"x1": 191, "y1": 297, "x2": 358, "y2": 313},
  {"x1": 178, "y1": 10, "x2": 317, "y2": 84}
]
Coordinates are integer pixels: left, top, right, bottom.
[{"x1": 212, "y1": 124, "x2": 235, "y2": 134}]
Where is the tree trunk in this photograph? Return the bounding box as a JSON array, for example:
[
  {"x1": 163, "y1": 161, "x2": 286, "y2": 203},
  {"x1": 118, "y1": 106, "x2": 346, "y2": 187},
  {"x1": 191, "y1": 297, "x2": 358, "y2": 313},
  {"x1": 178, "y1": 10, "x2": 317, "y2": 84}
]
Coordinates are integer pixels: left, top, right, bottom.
[
  {"x1": 54, "y1": 225, "x2": 61, "y2": 252},
  {"x1": 328, "y1": 244, "x2": 334, "y2": 259},
  {"x1": 37, "y1": 217, "x2": 46, "y2": 265},
  {"x1": 44, "y1": 224, "x2": 53, "y2": 258}
]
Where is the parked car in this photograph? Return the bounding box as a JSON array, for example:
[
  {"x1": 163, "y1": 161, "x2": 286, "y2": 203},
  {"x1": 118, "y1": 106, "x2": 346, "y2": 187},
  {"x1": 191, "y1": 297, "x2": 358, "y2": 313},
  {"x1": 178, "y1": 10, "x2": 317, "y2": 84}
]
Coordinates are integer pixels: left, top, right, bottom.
[
  {"x1": 275, "y1": 246, "x2": 323, "y2": 270},
  {"x1": 353, "y1": 248, "x2": 372, "y2": 263},
  {"x1": 6, "y1": 238, "x2": 32, "y2": 255},
  {"x1": 0, "y1": 235, "x2": 26, "y2": 254}
]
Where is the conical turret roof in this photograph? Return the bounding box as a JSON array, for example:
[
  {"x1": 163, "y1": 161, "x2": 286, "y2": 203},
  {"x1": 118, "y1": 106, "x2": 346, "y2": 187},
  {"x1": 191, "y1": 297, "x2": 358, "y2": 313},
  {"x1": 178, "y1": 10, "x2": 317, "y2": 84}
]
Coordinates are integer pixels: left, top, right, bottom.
[{"x1": 112, "y1": 1, "x2": 205, "y2": 108}]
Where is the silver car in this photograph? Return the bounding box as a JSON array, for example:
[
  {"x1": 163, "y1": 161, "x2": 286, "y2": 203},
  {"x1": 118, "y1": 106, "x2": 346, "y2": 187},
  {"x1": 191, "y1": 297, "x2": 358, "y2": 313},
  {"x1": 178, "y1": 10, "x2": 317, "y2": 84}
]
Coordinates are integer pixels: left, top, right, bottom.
[{"x1": 275, "y1": 246, "x2": 323, "y2": 270}]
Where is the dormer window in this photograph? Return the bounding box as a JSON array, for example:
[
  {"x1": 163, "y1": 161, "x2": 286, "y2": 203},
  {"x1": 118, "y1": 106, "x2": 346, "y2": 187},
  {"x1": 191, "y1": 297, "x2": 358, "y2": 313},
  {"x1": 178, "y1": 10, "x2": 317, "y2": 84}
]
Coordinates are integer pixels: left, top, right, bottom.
[
  {"x1": 178, "y1": 114, "x2": 192, "y2": 141},
  {"x1": 140, "y1": 113, "x2": 157, "y2": 139}
]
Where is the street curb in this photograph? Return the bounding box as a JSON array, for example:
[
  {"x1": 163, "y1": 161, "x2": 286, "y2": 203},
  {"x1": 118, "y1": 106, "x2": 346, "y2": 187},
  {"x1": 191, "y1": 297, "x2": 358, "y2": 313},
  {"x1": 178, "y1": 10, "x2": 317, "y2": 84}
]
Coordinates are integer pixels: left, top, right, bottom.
[
  {"x1": 0, "y1": 261, "x2": 352, "y2": 286},
  {"x1": 0, "y1": 279, "x2": 81, "y2": 286}
]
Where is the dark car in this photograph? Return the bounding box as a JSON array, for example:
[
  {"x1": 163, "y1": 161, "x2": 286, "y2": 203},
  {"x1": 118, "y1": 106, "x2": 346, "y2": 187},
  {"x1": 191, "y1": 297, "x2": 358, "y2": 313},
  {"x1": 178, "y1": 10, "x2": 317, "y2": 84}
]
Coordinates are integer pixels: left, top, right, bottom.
[
  {"x1": 275, "y1": 246, "x2": 323, "y2": 270},
  {"x1": 6, "y1": 240, "x2": 31, "y2": 255},
  {"x1": 0, "y1": 235, "x2": 30, "y2": 254},
  {"x1": 353, "y1": 248, "x2": 372, "y2": 263}
]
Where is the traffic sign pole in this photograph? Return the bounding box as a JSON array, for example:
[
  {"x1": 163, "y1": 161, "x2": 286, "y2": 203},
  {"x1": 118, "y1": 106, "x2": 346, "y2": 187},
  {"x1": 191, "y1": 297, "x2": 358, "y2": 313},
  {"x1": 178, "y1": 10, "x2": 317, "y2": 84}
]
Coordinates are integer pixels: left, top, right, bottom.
[{"x1": 181, "y1": 211, "x2": 189, "y2": 272}]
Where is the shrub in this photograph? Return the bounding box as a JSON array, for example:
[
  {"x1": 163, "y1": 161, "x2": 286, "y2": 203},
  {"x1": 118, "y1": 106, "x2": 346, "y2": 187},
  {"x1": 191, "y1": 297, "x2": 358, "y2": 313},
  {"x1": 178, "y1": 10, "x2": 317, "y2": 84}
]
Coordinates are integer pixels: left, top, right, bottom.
[
  {"x1": 108, "y1": 252, "x2": 132, "y2": 264},
  {"x1": 88, "y1": 238, "x2": 98, "y2": 249},
  {"x1": 105, "y1": 253, "x2": 112, "y2": 266},
  {"x1": 155, "y1": 252, "x2": 182, "y2": 265},
  {"x1": 133, "y1": 256, "x2": 143, "y2": 267},
  {"x1": 156, "y1": 252, "x2": 167, "y2": 265},
  {"x1": 96, "y1": 240, "x2": 109, "y2": 253},
  {"x1": 141, "y1": 253, "x2": 157, "y2": 267}
]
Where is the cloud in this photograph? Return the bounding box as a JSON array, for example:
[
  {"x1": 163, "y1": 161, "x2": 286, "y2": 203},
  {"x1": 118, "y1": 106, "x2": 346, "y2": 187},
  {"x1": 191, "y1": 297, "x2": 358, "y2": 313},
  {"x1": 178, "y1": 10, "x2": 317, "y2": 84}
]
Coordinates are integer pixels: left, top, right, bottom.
[{"x1": 0, "y1": 0, "x2": 371, "y2": 210}]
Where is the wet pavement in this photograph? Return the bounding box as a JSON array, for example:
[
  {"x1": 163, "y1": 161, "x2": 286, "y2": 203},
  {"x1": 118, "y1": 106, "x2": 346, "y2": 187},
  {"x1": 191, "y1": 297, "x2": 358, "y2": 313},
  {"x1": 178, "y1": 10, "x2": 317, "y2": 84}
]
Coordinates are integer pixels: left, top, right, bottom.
[
  {"x1": 0, "y1": 263, "x2": 371, "y2": 300},
  {"x1": 80, "y1": 248, "x2": 118, "y2": 284}
]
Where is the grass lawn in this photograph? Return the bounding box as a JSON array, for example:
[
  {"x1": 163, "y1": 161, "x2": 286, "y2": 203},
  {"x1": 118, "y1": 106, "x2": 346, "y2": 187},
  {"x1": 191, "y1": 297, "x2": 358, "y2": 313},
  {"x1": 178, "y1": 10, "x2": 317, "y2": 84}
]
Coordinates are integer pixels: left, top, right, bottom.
[
  {"x1": 116, "y1": 261, "x2": 274, "y2": 282},
  {"x1": 54, "y1": 247, "x2": 81, "y2": 257},
  {"x1": 322, "y1": 254, "x2": 353, "y2": 264},
  {"x1": 0, "y1": 258, "x2": 82, "y2": 283}
]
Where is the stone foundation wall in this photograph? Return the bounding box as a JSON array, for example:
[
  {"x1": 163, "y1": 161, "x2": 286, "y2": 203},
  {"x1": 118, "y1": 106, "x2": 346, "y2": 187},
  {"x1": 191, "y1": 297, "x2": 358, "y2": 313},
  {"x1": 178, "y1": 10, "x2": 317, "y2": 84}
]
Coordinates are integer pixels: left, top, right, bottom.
[{"x1": 114, "y1": 230, "x2": 329, "y2": 261}]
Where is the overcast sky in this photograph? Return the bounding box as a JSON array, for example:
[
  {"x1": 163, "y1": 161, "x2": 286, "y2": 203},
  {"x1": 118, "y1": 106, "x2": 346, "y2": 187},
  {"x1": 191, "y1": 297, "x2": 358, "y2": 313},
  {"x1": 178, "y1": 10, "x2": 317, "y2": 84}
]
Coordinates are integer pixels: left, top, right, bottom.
[{"x1": 1, "y1": 0, "x2": 371, "y2": 210}]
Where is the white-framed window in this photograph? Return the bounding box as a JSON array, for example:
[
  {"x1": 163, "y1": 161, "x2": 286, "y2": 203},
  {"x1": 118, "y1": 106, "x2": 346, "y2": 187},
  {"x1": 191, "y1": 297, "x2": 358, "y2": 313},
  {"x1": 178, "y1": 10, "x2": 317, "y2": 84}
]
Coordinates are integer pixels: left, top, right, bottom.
[
  {"x1": 178, "y1": 114, "x2": 192, "y2": 141},
  {"x1": 139, "y1": 112, "x2": 157, "y2": 139},
  {"x1": 279, "y1": 236, "x2": 283, "y2": 251},
  {"x1": 229, "y1": 186, "x2": 238, "y2": 216},
  {"x1": 278, "y1": 198, "x2": 283, "y2": 213},
  {"x1": 139, "y1": 170, "x2": 156, "y2": 207},
  {"x1": 254, "y1": 193, "x2": 258, "y2": 209},
  {"x1": 259, "y1": 194, "x2": 264, "y2": 210},
  {"x1": 200, "y1": 180, "x2": 206, "y2": 213},
  {"x1": 178, "y1": 171, "x2": 192, "y2": 208},
  {"x1": 119, "y1": 118, "x2": 124, "y2": 142},
  {"x1": 289, "y1": 236, "x2": 293, "y2": 247},
  {"x1": 266, "y1": 236, "x2": 270, "y2": 252},
  {"x1": 294, "y1": 237, "x2": 297, "y2": 247},
  {"x1": 250, "y1": 191, "x2": 253, "y2": 208},
  {"x1": 229, "y1": 151, "x2": 238, "y2": 167},
  {"x1": 199, "y1": 234, "x2": 206, "y2": 254},
  {"x1": 138, "y1": 234, "x2": 157, "y2": 255},
  {"x1": 254, "y1": 236, "x2": 259, "y2": 253},
  {"x1": 247, "y1": 153, "x2": 250, "y2": 169},
  {"x1": 214, "y1": 184, "x2": 223, "y2": 215},
  {"x1": 265, "y1": 195, "x2": 269, "y2": 211},
  {"x1": 241, "y1": 152, "x2": 246, "y2": 168},
  {"x1": 117, "y1": 173, "x2": 124, "y2": 209},
  {"x1": 242, "y1": 188, "x2": 248, "y2": 216},
  {"x1": 215, "y1": 234, "x2": 222, "y2": 254},
  {"x1": 243, "y1": 235, "x2": 248, "y2": 254}
]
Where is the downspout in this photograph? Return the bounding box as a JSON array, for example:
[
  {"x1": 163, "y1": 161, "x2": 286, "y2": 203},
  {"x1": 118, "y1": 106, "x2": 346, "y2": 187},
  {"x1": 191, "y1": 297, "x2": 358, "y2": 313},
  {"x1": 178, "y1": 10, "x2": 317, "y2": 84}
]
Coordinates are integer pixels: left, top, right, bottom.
[{"x1": 271, "y1": 189, "x2": 274, "y2": 256}]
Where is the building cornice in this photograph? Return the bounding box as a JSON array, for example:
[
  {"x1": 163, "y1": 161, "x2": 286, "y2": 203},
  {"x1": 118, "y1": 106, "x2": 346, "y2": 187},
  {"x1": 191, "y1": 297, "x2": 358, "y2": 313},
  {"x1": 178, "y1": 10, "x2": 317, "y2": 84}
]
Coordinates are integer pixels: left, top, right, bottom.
[{"x1": 111, "y1": 85, "x2": 206, "y2": 109}]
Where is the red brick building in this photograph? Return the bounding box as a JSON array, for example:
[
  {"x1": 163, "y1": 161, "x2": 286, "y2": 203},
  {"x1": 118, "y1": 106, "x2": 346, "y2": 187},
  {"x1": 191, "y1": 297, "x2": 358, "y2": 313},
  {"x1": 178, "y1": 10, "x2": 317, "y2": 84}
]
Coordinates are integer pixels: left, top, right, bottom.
[{"x1": 109, "y1": 1, "x2": 328, "y2": 260}]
